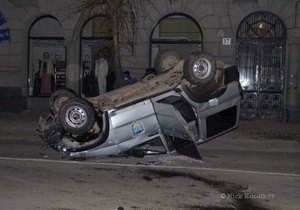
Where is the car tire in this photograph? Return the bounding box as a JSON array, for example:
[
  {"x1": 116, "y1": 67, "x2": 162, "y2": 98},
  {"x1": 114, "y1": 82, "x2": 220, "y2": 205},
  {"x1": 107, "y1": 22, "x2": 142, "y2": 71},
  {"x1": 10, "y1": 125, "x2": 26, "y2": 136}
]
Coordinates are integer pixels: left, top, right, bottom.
[
  {"x1": 59, "y1": 97, "x2": 95, "y2": 135},
  {"x1": 49, "y1": 88, "x2": 77, "y2": 114},
  {"x1": 154, "y1": 50, "x2": 181, "y2": 74},
  {"x1": 183, "y1": 51, "x2": 216, "y2": 86}
]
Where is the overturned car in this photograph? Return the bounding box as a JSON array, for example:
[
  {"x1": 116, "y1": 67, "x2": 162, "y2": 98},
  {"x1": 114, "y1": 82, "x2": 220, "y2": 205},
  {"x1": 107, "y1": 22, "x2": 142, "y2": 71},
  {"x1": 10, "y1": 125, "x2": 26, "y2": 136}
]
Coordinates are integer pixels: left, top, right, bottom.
[{"x1": 38, "y1": 51, "x2": 242, "y2": 160}]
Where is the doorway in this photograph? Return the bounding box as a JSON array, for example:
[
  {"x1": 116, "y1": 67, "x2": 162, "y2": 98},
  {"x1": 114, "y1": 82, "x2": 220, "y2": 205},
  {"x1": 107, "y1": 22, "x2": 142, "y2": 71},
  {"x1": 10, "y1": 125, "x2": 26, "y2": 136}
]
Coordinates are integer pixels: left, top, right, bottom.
[{"x1": 236, "y1": 12, "x2": 286, "y2": 119}]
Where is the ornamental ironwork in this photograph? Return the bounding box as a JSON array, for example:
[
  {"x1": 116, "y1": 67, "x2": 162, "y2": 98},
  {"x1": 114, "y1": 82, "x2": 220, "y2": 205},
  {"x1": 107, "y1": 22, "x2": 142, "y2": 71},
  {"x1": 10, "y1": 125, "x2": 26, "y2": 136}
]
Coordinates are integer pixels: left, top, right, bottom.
[
  {"x1": 236, "y1": 12, "x2": 286, "y2": 120},
  {"x1": 237, "y1": 11, "x2": 286, "y2": 39}
]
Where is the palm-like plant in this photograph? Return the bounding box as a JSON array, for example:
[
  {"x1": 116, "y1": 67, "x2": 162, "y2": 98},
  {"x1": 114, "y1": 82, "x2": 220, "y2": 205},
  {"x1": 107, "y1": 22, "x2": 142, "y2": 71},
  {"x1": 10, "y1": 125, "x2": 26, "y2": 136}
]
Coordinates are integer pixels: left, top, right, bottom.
[{"x1": 77, "y1": 0, "x2": 149, "y2": 88}]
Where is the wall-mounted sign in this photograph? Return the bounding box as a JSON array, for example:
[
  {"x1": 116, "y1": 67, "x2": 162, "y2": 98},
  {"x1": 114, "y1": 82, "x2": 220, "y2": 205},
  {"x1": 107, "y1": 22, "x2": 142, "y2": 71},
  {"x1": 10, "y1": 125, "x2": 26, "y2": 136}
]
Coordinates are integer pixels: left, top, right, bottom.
[
  {"x1": 222, "y1": 38, "x2": 231, "y2": 46},
  {"x1": 0, "y1": 11, "x2": 10, "y2": 41}
]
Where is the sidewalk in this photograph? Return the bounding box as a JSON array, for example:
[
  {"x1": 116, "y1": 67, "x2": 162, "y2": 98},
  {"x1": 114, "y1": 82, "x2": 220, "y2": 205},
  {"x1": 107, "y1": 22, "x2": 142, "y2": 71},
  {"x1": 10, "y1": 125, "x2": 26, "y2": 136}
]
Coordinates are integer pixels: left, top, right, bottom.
[
  {"x1": 0, "y1": 110, "x2": 299, "y2": 147},
  {"x1": 0, "y1": 110, "x2": 48, "y2": 140},
  {"x1": 202, "y1": 117, "x2": 300, "y2": 153}
]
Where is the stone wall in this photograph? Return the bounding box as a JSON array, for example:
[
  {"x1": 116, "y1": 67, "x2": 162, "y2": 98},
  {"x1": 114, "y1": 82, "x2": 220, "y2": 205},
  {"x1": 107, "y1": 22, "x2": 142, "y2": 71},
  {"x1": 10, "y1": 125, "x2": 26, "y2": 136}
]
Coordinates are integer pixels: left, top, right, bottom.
[{"x1": 0, "y1": 0, "x2": 299, "y2": 119}]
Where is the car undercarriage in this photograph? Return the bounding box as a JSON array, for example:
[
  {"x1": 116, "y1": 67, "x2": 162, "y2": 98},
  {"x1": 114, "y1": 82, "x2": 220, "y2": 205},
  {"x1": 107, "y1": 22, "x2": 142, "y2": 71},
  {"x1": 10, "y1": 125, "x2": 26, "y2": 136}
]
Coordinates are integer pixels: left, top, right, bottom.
[{"x1": 38, "y1": 51, "x2": 242, "y2": 160}]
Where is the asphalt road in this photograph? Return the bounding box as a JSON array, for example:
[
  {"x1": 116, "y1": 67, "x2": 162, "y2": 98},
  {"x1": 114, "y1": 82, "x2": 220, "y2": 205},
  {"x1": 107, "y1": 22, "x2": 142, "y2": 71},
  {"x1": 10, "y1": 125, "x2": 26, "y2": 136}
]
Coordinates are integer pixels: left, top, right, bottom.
[{"x1": 0, "y1": 138, "x2": 299, "y2": 210}]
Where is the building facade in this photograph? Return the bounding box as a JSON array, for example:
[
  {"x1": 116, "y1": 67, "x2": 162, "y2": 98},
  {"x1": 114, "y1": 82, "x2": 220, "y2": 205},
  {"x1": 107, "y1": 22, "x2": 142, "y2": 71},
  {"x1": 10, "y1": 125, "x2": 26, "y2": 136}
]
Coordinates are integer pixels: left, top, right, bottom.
[{"x1": 0, "y1": 0, "x2": 299, "y2": 122}]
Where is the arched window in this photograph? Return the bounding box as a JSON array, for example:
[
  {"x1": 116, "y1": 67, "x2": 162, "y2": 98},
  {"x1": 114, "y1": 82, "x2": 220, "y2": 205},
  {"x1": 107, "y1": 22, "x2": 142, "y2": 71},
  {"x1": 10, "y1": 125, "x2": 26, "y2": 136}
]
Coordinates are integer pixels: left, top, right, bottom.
[
  {"x1": 80, "y1": 16, "x2": 113, "y2": 97},
  {"x1": 237, "y1": 12, "x2": 285, "y2": 39},
  {"x1": 150, "y1": 14, "x2": 203, "y2": 67},
  {"x1": 28, "y1": 15, "x2": 65, "y2": 97}
]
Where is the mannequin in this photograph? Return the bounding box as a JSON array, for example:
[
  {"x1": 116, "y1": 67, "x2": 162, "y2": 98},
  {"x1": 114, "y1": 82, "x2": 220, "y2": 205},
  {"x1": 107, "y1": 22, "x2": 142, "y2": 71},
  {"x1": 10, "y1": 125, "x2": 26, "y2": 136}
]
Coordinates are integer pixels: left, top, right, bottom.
[
  {"x1": 95, "y1": 51, "x2": 108, "y2": 95},
  {"x1": 40, "y1": 52, "x2": 54, "y2": 95}
]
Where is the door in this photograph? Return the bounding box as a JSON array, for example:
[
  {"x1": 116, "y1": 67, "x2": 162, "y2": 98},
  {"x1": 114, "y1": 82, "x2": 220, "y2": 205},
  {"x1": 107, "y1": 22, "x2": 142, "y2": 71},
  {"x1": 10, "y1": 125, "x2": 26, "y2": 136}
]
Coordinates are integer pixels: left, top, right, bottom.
[
  {"x1": 236, "y1": 12, "x2": 286, "y2": 120},
  {"x1": 237, "y1": 41, "x2": 284, "y2": 119}
]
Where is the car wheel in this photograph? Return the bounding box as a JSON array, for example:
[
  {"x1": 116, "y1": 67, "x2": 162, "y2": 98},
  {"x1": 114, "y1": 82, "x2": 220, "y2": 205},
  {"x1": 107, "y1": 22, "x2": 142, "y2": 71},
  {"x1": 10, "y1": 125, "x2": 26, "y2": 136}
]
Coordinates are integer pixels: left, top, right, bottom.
[
  {"x1": 49, "y1": 88, "x2": 77, "y2": 114},
  {"x1": 183, "y1": 51, "x2": 216, "y2": 86},
  {"x1": 59, "y1": 97, "x2": 95, "y2": 135},
  {"x1": 154, "y1": 50, "x2": 181, "y2": 73}
]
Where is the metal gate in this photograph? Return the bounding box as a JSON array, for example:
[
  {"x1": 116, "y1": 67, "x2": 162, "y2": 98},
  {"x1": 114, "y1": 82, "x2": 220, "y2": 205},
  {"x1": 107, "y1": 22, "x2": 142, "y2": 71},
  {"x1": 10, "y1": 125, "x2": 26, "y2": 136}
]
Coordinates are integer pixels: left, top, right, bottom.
[{"x1": 236, "y1": 12, "x2": 286, "y2": 119}]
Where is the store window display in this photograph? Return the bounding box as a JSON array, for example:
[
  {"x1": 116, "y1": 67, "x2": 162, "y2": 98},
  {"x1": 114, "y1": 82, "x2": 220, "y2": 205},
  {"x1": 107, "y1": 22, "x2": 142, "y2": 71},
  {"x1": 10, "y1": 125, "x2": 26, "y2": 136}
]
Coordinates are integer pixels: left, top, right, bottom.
[
  {"x1": 28, "y1": 15, "x2": 66, "y2": 97},
  {"x1": 31, "y1": 50, "x2": 65, "y2": 96},
  {"x1": 81, "y1": 16, "x2": 113, "y2": 97},
  {"x1": 32, "y1": 51, "x2": 55, "y2": 96},
  {"x1": 82, "y1": 55, "x2": 97, "y2": 97},
  {"x1": 39, "y1": 52, "x2": 54, "y2": 95},
  {"x1": 95, "y1": 51, "x2": 109, "y2": 95},
  {"x1": 81, "y1": 46, "x2": 113, "y2": 97}
]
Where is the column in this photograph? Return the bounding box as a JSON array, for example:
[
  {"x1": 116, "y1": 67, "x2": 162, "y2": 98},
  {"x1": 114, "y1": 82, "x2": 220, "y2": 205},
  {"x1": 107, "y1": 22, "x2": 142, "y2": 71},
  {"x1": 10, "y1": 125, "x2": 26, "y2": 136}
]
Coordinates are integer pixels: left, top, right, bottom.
[
  {"x1": 286, "y1": 44, "x2": 299, "y2": 110},
  {"x1": 65, "y1": 40, "x2": 80, "y2": 93}
]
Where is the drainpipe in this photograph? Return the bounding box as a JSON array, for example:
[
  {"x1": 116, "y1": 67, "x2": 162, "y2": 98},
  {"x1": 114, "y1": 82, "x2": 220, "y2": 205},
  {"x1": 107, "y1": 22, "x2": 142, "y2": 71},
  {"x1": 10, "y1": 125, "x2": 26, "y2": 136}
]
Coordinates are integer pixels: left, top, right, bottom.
[{"x1": 295, "y1": 1, "x2": 300, "y2": 28}]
